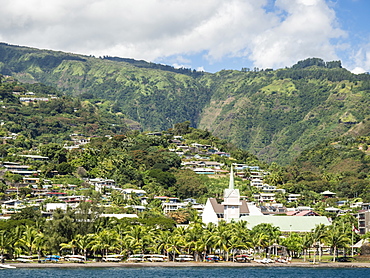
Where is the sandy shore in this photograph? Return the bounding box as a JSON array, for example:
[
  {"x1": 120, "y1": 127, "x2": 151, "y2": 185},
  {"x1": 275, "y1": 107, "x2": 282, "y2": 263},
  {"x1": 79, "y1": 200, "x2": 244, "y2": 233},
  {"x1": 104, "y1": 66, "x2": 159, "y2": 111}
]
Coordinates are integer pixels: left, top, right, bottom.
[{"x1": 6, "y1": 261, "x2": 370, "y2": 268}]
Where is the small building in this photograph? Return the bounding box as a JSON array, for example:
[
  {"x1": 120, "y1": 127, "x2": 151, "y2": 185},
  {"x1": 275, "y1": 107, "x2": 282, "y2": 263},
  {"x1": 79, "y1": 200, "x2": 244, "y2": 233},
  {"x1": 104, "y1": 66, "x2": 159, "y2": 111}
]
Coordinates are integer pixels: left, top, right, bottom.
[
  {"x1": 18, "y1": 154, "x2": 49, "y2": 160},
  {"x1": 253, "y1": 193, "x2": 276, "y2": 204},
  {"x1": 120, "y1": 188, "x2": 146, "y2": 199},
  {"x1": 287, "y1": 194, "x2": 301, "y2": 203},
  {"x1": 320, "y1": 190, "x2": 336, "y2": 198},
  {"x1": 162, "y1": 202, "x2": 187, "y2": 214},
  {"x1": 46, "y1": 203, "x2": 68, "y2": 211},
  {"x1": 88, "y1": 178, "x2": 116, "y2": 192},
  {"x1": 356, "y1": 210, "x2": 370, "y2": 235},
  {"x1": 193, "y1": 168, "x2": 215, "y2": 175}
]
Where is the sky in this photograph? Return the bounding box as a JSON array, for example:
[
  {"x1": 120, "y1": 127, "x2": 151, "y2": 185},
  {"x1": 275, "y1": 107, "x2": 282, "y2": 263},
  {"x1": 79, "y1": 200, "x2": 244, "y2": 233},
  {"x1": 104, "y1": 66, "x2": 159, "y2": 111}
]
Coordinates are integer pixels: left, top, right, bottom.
[{"x1": 0, "y1": 0, "x2": 369, "y2": 73}]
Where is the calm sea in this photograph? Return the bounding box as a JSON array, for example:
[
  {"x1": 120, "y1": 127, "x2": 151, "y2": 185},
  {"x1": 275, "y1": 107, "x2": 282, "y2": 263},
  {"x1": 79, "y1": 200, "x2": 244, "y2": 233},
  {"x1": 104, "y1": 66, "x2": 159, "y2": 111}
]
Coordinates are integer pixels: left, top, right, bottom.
[{"x1": 1, "y1": 267, "x2": 369, "y2": 278}]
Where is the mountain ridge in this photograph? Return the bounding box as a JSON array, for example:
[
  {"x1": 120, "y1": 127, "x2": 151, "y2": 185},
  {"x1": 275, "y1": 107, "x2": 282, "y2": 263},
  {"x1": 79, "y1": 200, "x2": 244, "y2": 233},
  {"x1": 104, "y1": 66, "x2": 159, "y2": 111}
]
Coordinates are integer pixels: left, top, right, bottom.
[{"x1": 1, "y1": 42, "x2": 370, "y2": 164}]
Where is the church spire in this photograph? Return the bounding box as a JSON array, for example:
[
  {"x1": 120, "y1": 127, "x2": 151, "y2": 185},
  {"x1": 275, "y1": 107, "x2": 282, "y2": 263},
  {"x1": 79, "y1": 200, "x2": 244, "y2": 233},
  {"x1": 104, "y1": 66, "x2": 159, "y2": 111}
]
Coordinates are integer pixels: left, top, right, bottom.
[{"x1": 229, "y1": 164, "x2": 234, "y2": 190}]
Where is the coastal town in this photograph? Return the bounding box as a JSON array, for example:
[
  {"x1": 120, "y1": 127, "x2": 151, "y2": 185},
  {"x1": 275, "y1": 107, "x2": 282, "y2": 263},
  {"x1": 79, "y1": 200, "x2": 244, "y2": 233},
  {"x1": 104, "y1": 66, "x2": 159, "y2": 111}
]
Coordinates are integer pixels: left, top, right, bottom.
[{"x1": 1, "y1": 126, "x2": 370, "y2": 267}]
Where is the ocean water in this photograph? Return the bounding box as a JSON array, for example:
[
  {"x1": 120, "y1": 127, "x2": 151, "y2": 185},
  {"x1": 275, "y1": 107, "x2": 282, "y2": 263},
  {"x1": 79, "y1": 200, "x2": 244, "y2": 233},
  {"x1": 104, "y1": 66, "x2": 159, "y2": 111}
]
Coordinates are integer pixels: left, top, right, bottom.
[{"x1": 1, "y1": 267, "x2": 369, "y2": 278}]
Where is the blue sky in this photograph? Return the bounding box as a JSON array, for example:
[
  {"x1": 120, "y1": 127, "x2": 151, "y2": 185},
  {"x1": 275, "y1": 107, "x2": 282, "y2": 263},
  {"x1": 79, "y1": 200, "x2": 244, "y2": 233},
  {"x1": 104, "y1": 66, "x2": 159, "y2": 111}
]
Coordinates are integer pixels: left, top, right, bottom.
[{"x1": 0, "y1": 0, "x2": 369, "y2": 73}]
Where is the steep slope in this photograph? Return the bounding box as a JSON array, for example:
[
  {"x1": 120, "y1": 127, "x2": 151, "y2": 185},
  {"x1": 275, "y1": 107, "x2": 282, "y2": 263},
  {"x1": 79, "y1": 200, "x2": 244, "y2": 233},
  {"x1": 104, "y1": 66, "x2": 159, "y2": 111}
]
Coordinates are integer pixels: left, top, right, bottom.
[
  {"x1": 198, "y1": 68, "x2": 370, "y2": 163},
  {"x1": 0, "y1": 77, "x2": 128, "y2": 142},
  {"x1": 2, "y1": 43, "x2": 370, "y2": 164},
  {"x1": 0, "y1": 43, "x2": 210, "y2": 131}
]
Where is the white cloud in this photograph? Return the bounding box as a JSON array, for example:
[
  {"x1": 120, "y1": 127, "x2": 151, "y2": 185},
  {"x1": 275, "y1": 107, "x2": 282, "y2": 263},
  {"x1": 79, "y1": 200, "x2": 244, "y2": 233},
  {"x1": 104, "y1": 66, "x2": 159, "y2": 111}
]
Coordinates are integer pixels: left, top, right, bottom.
[
  {"x1": 0, "y1": 0, "x2": 347, "y2": 70},
  {"x1": 349, "y1": 45, "x2": 370, "y2": 74},
  {"x1": 249, "y1": 0, "x2": 346, "y2": 68}
]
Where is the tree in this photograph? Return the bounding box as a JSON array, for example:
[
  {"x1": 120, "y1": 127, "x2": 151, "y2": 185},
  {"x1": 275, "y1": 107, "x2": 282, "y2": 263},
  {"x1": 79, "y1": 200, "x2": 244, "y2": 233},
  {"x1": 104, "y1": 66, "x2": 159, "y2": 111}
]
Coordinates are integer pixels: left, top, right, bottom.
[
  {"x1": 11, "y1": 207, "x2": 42, "y2": 222},
  {"x1": 17, "y1": 225, "x2": 38, "y2": 255},
  {"x1": 311, "y1": 224, "x2": 327, "y2": 263},
  {"x1": 148, "y1": 169, "x2": 176, "y2": 189},
  {"x1": 34, "y1": 232, "x2": 46, "y2": 261},
  {"x1": 75, "y1": 234, "x2": 94, "y2": 260},
  {"x1": 174, "y1": 169, "x2": 208, "y2": 199},
  {"x1": 39, "y1": 143, "x2": 67, "y2": 163},
  {"x1": 91, "y1": 230, "x2": 119, "y2": 257},
  {"x1": 324, "y1": 225, "x2": 350, "y2": 262},
  {"x1": 56, "y1": 162, "x2": 75, "y2": 175},
  {"x1": 0, "y1": 230, "x2": 14, "y2": 262},
  {"x1": 301, "y1": 233, "x2": 313, "y2": 262},
  {"x1": 172, "y1": 121, "x2": 191, "y2": 135}
]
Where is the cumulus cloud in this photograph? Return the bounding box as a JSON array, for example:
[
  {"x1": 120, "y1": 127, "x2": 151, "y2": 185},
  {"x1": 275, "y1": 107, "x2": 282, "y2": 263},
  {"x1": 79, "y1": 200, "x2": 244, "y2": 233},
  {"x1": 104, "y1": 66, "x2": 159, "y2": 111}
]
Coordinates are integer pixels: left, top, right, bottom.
[
  {"x1": 249, "y1": 0, "x2": 346, "y2": 68},
  {"x1": 349, "y1": 44, "x2": 370, "y2": 74},
  {"x1": 0, "y1": 0, "x2": 347, "y2": 70}
]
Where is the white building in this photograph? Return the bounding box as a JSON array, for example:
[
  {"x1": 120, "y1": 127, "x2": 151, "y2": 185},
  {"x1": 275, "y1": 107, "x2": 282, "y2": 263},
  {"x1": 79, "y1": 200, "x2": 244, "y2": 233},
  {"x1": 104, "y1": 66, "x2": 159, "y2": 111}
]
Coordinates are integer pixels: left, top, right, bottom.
[{"x1": 202, "y1": 166, "x2": 263, "y2": 225}]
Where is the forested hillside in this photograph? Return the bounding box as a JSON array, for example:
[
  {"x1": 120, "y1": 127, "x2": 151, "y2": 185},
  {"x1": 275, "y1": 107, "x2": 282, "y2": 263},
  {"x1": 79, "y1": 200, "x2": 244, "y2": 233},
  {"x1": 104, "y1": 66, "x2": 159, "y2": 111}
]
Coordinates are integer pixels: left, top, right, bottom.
[
  {"x1": 2, "y1": 43, "x2": 370, "y2": 164},
  {"x1": 0, "y1": 76, "x2": 128, "y2": 145}
]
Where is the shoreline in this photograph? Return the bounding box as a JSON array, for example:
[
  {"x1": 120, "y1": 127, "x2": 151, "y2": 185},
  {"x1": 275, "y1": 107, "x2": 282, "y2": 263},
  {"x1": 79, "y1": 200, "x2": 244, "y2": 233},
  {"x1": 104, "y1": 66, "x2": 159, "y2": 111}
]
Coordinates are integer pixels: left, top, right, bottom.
[{"x1": 5, "y1": 261, "x2": 370, "y2": 268}]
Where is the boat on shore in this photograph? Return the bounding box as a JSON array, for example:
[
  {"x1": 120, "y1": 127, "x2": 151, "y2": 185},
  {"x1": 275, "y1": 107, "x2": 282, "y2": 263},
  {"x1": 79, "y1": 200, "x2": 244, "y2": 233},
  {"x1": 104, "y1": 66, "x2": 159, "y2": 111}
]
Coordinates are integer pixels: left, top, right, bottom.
[
  {"x1": 144, "y1": 254, "x2": 167, "y2": 262},
  {"x1": 0, "y1": 264, "x2": 16, "y2": 269},
  {"x1": 175, "y1": 255, "x2": 194, "y2": 262}
]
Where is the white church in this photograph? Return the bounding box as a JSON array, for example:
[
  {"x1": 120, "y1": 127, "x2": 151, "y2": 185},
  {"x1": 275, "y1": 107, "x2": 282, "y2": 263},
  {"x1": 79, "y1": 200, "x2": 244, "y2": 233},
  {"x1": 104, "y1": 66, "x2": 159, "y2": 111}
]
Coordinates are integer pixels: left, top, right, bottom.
[
  {"x1": 201, "y1": 166, "x2": 331, "y2": 232},
  {"x1": 202, "y1": 166, "x2": 263, "y2": 225}
]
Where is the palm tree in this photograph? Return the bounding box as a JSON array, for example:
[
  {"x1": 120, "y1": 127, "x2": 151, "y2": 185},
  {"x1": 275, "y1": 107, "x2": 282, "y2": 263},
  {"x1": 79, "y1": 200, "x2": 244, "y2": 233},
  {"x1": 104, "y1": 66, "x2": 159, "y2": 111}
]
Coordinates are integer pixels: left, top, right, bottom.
[
  {"x1": 0, "y1": 230, "x2": 14, "y2": 262},
  {"x1": 126, "y1": 226, "x2": 153, "y2": 255},
  {"x1": 184, "y1": 223, "x2": 203, "y2": 260},
  {"x1": 34, "y1": 233, "x2": 46, "y2": 261},
  {"x1": 91, "y1": 230, "x2": 119, "y2": 258},
  {"x1": 75, "y1": 234, "x2": 94, "y2": 260},
  {"x1": 311, "y1": 224, "x2": 327, "y2": 263},
  {"x1": 166, "y1": 234, "x2": 182, "y2": 261},
  {"x1": 120, "y1": 234, "x2": 140, "y2": 258},
  {"x1": 324, "y1": 225, "x2": 350, "y2": 262},
  {"x1": 17, "y1": 225, "x2": 38, "y2": 255},
  {"x1": 281, "y1": 233, "x2": 302, "y2": 258},
  {"x1": 209, "y1": 223, "x2": 233, "y2": 261},
  {"x1": 60, "y1": 238, "x2": 77, "y2": 255},
  {"x1": 193, "y1": 231, "x2": 213, "y2": 262},
  {"x1": 301, "y1": 233, "x2": 313, "y2": 262},
  {"x1": 250, "y1": 223, "x2": 281, "y2": 257},
  {"x1": 250, "y1": 232, "x2": 269, "y2": 256},
  {"x1": 227, "y1": 235, "x2": 251, "y2": 262},
  {"x1": 153, "y1": 230, "x2": 172, "y2": 258}
]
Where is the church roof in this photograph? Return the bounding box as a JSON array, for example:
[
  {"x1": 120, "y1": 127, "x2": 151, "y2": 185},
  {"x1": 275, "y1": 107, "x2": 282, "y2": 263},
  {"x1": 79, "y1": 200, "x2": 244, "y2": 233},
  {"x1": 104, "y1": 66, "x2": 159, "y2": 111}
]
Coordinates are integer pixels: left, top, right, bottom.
[
  {"x1": 240, "y1": 200, "x2": 250, "y2": 214},
  {"x1": 208, "y1": 198, "x2": 250, "y2": 214},
  {"x1": 209, "y1": 198, "x2": 224, "y2": 214}
]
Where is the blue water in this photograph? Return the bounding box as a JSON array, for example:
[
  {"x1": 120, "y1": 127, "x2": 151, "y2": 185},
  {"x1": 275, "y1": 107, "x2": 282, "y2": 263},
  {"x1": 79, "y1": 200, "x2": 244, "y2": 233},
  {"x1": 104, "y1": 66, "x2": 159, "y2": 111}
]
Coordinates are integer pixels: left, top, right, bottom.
[{"x1": 1, "y1": 267, "x2": 369, "y2": 278}]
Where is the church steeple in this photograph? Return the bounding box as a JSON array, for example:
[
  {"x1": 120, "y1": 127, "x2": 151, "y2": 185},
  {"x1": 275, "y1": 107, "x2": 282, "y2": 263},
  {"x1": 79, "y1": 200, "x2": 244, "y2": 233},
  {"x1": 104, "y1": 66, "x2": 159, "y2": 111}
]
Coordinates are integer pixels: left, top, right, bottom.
[
  {"x1": 222, "y1": 164, "x2": 241, "y2": 222},
  {"x1": 229, "y1": 165, "x2": 235, "y2": 190}
]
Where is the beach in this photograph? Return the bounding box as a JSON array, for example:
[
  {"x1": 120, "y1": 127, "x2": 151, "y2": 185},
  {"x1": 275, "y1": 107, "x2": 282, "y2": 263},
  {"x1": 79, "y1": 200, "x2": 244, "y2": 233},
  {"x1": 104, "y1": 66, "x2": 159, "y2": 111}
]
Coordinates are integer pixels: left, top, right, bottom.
[{"x1": 6, "y1": 261, "x2": 370, "y2": 268}]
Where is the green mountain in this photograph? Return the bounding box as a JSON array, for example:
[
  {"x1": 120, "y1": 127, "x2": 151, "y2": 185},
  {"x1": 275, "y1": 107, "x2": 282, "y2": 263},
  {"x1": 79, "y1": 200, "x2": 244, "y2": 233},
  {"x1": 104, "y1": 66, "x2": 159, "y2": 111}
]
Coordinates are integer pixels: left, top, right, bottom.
[
  {"x1": 1, "y1": 42, "x2": 370, "y2": 164},
  {"x1": 0, "y1": 76, "x2": 128, "y2": 144}
]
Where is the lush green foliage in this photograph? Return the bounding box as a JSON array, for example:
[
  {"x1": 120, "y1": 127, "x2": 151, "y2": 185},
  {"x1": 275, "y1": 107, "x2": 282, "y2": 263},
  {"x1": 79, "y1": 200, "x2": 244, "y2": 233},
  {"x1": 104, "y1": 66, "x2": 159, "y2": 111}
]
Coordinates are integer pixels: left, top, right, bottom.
[
  {"x1": 281, "y1": 136, "x2": 370, "y2": 202},
  {"x1": 2, "y1": 43, "x2": 370, "y2": 165},
  {"x1": 0, "y1": 210, "x2": 357, "y2": 262},
  {"x1": 0, "y1": 78, "x2": 128, "y2": 145}
]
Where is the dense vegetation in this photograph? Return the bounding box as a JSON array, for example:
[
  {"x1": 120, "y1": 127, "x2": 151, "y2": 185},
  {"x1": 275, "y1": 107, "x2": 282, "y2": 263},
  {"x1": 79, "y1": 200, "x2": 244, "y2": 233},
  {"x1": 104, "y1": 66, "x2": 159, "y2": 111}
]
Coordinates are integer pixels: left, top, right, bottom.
[
  {"x1": 1, "y1": 76, "x2": 370, "y2": 263},
  {"x1": 2, "y1": 43, "x2": 370, "y2": 165},
  {"x1": 0, "y1": 76, "x2": 129, "y2": 144},
  {"x1": 281, "y1": 136, "x2": 370, "y2": 203},
  {"x1": 0, "y1": 213, "x2": 360, "y2": 262}
]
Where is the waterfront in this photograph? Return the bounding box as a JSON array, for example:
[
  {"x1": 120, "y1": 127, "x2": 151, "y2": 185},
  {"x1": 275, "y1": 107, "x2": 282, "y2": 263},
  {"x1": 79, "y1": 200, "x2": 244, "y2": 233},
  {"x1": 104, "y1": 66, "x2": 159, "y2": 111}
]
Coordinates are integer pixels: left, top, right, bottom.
[{"x1": 1, "y1": 266, "x2": 370, "y2": 278}]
